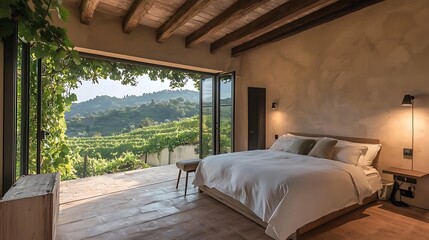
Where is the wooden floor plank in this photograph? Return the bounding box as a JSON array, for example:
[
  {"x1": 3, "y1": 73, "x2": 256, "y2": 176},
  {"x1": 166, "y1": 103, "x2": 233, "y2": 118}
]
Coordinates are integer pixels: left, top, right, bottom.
[{"x1": 57, "y1": 165, "x2": 429, "y2": 240}]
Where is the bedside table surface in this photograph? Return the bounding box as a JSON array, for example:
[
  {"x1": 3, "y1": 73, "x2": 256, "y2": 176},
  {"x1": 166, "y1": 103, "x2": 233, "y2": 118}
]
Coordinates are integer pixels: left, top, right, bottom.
[{"x1": 383, "y1": 167, "x2": 429, "y2": 178}]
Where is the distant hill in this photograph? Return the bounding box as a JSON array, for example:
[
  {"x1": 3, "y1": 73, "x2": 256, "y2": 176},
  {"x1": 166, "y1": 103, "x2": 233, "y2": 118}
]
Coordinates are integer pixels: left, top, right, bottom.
[
  {"x1": 66, "y1": 98, "x2": 199, "y2": 137},
  {"x1": 66, "y1": 89, "x2": 199, "y2": 118}
]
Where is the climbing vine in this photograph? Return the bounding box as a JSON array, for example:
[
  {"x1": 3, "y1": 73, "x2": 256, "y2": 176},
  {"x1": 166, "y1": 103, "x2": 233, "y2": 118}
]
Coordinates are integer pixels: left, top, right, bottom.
[{"x1": 1, "y1": 1, "x2": 202, "y2": 179}]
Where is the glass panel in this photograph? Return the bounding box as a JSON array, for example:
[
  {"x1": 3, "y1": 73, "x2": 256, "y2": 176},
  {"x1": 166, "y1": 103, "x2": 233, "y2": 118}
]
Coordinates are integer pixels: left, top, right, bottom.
[
  {"x1": 200, "y1": 77, "x2": 214, "y2": 158},
  {"x1": 218, "y1": 74, "x2": 233, "y2": 154},
  {"x1": 28, "y1": 50, "x2": 38, "y2": 175},
  {"x1": 202, "y1": 78, "x2": 213, "y2": 106},
  {"x1": 16, "y1": 41, "x2": 22, "y2": 179}
]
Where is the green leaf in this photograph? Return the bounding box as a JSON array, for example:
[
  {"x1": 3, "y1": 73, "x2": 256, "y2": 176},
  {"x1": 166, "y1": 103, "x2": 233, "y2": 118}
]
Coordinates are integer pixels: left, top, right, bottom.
[
  {"x1": 32, "y1": 44, "x2": 45, "y2": 58},
  {"x1": 57, "y1": 6, "x2": 69, "y2": 21}
]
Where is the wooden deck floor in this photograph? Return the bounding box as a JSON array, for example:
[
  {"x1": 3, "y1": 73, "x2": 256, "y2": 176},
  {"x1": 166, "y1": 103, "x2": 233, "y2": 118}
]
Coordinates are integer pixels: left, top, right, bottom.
[{"x1": 57, "y1": 165, "x2": 429, "y2": 240}]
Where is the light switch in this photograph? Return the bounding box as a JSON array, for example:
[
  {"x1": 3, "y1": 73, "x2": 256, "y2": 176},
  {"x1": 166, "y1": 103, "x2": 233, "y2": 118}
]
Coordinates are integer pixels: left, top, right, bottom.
[{"x1": 403, "y1": 148, "x2": 413, "y2": 159}]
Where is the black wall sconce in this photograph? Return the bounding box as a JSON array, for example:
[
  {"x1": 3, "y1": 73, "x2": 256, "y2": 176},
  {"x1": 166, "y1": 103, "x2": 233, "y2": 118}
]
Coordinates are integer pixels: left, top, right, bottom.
[
  {"x1": 271, "y1": 102, "x2": 277, "y2": 110},
  {"x1": 402, "y1": 94, "x2": 414, "y2": 106}
]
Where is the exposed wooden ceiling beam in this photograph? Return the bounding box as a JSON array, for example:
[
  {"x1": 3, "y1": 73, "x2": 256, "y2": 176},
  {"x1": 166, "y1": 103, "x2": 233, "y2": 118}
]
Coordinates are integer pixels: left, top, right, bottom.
[
  {"x1": 123, "y1": 0, "x2": 156, "y2": 34},
  {"x1": 80, "y1": 0, "x2": 100, "y2": 24},
  {"x1": 231, "y1": 0, "x2": 383, "y2": 56},
  {"x1": 157, "y1": 0, "x2": 213, "y2": 43},
  {"x1": 185, "y1": 0, "x2": 270, "y2": 48},
  {"x1": 210, "y1": 0, "x2": 337, "y2": 53}
]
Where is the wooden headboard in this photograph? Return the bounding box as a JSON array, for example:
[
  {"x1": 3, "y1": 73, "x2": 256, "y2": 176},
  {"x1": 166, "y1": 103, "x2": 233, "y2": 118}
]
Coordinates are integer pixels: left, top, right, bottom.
[{"x1": 289, "y1": 132, "x2": 381, "y2": 169}]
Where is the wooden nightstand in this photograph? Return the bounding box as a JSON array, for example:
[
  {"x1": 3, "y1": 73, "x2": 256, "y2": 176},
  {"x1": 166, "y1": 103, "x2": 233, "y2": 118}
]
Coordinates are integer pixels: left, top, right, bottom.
[
  {"x1": 382, "y1": 167, "x2": 429, "y2": 207},
  {"x1": 383, "y1": 167, "x2": 428, "y2": 180}
]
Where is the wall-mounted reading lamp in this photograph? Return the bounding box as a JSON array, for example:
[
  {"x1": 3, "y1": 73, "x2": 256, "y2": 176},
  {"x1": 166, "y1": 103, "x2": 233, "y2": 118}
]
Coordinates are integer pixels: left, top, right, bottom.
[
  {"x1": 402, "y1": 94, "x2": 415, "y2": 170},
  {"x1": 272, "y1": 102, "x2": 277, "y2": 110}
]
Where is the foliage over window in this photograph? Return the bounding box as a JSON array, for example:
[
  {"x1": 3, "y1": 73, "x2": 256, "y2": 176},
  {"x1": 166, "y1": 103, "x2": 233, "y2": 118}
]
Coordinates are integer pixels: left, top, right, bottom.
[{"x1": 1, "y1": 0, "x2": 202, "y2": 179}]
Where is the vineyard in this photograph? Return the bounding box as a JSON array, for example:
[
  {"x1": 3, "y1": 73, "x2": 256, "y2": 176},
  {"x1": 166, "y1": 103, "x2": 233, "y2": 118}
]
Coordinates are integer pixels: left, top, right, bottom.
[
  {"x1": 68, "y1": 116, "x2": 200, "y2": 158},
  {"x1": 66, "y1": 114, "x2": 232, "y2": 179},
  {"x1": 67, "y1": 116, "x2": 203, "y2": 178}
]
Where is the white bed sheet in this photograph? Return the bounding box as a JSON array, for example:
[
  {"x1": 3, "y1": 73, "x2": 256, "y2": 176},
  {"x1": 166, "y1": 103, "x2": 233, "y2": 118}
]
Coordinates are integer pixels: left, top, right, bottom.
[
  {"x1": 364, "y1": 167, "x2": 382, "y2": 194},
  {"x1": 194, "y1": 150, "x2": 374, "y2": 240}
]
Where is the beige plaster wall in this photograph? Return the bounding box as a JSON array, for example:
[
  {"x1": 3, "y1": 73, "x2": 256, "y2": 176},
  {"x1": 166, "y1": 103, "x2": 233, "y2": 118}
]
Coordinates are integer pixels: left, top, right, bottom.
[
  {"x1": 235, "y1": 0, "x2": 429, "y2": 209},
  {"x1": 0, "y1": 41, "x2": 4, "y2": 195},
  {"x1": 57, "y1": 5, "x2": 232, "y2": 73}
]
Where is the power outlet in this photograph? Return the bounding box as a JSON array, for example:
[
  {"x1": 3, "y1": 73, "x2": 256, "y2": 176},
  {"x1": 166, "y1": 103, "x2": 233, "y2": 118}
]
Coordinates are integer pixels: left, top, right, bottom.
[
  {"x1": 396, "y1": 175, "x2": 417, "y2": 184},
  {"x1": 403, "y1": 148, "x2": 413, "y2": 159}
]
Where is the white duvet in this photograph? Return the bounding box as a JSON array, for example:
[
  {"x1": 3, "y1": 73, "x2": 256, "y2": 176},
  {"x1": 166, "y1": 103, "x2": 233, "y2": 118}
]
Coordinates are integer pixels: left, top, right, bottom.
[{"x1": 193, "y1": 150, "x2": 373, "y2": 240}]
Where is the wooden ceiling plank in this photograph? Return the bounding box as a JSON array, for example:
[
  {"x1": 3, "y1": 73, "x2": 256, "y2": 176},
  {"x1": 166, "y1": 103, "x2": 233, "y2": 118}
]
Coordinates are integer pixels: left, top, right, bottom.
[
  {"x1": 210, "y1": 0, "x2": 337, "y2": 53},
  {"x1": 157, "y1": 0, "x2": 213, "y2": 42},
  {"x1": 123, "y1": 0, "x2": 156, "y2": 34},
  {"x1": 185, "y1": 0, "x2": 270, "y2": 48},
  {"x1": 80, "y1": 0, "x2": 101, "y2": 24},
  {"x1": 231, "y1": 0, "x2": 384, "y2": 56}
]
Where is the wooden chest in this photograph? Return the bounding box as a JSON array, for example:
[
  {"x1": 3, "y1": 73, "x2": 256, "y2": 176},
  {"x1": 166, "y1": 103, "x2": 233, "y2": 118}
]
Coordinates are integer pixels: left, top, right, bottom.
[{"x1": 0, "y1": 173, "x2": 60, "y2": 240}]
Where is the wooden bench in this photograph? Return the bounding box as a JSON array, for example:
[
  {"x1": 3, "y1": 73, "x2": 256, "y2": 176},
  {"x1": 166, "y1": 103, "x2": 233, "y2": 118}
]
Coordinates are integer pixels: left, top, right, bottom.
[{"x1": 175, "y1": 159, "x2": 201, "y2": 196}]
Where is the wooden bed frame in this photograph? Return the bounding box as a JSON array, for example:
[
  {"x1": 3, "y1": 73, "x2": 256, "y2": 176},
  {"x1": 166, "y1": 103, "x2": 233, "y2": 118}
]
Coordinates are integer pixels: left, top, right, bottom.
[{"x1": 199, "y1": 132, "x2": 381, "y2": 240}]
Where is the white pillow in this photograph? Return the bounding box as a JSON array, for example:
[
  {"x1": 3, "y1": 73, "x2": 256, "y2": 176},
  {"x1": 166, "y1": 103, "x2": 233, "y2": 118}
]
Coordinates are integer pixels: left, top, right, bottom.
[
  {"x1": 335, "y1": 140, "x2": 381, "y2": 167},
  {"x1": 332, "y1": 145, "x2": 368, "y2": 165},
  {"x1": 270, "y1": 135, "x2": 293, "y2": 151},
  {"x1": 286, "y1": 133, "x2": 321, "y2": 140}
]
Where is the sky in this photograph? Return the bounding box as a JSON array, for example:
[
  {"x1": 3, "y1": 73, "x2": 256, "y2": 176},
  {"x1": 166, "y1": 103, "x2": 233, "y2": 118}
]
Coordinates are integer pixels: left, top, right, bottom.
[{"x1": 71, "y1": 75, "x2": 197, "y2": 102}]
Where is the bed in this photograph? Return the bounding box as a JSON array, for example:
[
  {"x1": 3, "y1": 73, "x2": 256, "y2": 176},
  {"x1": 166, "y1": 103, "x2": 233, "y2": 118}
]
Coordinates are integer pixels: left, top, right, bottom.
[{"x1": 194, "y1": 133, "x2": 382, "y2": 240}]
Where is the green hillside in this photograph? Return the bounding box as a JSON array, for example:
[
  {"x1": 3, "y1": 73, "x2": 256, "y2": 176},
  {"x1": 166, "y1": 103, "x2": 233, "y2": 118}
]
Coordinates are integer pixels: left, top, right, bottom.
[
  {"x1": 67, "y1": 116, "x2": 200, "y2": 178},
  {"x1": 66, "y1": 109, "x2": 231, "y2": 179},
  {"x1": 66, "y1": 89, "x2": 199, "y2": 118},
  {"x1": 68, "y1": 116, "x2": 199, "y2": 159},
  {"x1": 66, "y1": 98, "x2": 199, "y2": 137}
]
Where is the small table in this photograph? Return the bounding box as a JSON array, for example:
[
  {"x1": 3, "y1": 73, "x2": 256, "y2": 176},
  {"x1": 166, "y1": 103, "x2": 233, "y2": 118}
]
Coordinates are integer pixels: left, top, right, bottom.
[{"x1": 382, "y1": 167, "x2": 428, "y2": 207}]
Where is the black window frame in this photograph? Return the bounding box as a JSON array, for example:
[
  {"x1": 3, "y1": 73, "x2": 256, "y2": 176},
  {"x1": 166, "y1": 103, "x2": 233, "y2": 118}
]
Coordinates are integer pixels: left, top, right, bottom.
[
  {"x1": 2, "y1": 21, "x2": 18, "y2": 195},
  {"x1": 199, "y1": 72, "x2": 235, "y2": 158}
]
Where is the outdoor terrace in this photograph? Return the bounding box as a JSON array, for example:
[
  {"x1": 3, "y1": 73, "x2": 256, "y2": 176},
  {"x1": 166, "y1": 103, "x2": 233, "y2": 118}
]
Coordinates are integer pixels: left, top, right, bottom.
[{"x1": 57, "y1": 165, "x2": 270, "y2": 240}]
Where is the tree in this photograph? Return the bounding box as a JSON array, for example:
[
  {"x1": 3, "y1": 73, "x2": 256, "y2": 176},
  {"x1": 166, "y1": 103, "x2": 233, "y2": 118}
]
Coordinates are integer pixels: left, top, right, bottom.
[{"x1": 141, "y1": 117, "x2": 155, "y2": 127}]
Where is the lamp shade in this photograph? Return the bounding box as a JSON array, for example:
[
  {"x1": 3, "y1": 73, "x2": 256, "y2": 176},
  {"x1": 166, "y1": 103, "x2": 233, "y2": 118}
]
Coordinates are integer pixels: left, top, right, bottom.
[{"x1": 402, "y1": 94, "x2": 415, "y2": 107}]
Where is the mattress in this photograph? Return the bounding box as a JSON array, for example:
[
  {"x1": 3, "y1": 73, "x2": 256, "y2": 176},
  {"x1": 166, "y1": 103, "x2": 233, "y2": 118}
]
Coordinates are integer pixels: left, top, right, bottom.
[{"x1": 194, "y1": 150, "x2": 375, "y2": 240}]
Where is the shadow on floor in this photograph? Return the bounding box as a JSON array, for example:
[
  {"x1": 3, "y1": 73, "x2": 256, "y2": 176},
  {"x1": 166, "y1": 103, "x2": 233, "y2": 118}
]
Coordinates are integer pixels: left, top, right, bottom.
[
  {"x1": 378, "y1": 201, "x2": 429, "y2": 223},
  {"x1": 299, "y1": 202, "x2": 375, "y2": 239}
]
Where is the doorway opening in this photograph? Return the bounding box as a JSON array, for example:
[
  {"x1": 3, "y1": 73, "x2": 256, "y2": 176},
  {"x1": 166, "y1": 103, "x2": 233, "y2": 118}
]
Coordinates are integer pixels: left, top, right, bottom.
[{"x1": 2, "y1": 30, "x2": 235, "y2": 193}]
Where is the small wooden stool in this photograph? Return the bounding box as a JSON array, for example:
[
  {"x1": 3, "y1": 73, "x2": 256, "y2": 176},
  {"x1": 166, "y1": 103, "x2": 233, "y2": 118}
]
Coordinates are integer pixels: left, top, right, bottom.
[{"x1": 175, "y1": 159, "x2": 201, "y2": 196}]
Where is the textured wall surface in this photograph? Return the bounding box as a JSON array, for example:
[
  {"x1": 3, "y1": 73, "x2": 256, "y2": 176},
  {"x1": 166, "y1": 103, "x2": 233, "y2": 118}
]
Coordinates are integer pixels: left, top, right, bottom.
[
  {"x1": 0, "y1": 41, "x2": 4, "y2": 195},
  {"x1": 56, "y1": 5, "x2": 232, "y2": 73},
  {"x1": 235, "y1": 0, "x2": 429, "y2": 209}
]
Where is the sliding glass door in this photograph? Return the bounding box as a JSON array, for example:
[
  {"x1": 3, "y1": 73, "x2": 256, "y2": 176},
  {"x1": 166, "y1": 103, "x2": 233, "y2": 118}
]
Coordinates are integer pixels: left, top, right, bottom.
[
  {"x1": 216, "y1": 73, "x2": 234, "y2": 154},
  {"x1": 199, "y1": 72, "x2": 234, "y2": 158},
  {"x1": 200, "y1": 77, "x2": 215, "y2": 158},
  {"x1": 2, "y1": 24, "x2": 44, "y2": 195}
]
